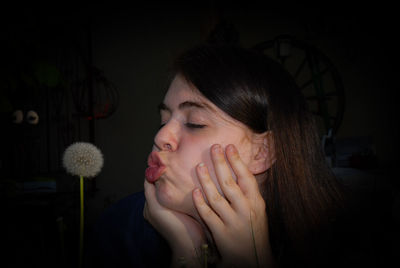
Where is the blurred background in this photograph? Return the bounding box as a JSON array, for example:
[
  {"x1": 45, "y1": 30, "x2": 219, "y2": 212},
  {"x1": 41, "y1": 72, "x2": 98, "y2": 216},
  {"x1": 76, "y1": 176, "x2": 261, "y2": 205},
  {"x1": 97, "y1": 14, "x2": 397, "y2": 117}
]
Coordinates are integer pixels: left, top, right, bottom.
[{"x1": 0, "y1": 1, "x2": 398, "y2": 267}]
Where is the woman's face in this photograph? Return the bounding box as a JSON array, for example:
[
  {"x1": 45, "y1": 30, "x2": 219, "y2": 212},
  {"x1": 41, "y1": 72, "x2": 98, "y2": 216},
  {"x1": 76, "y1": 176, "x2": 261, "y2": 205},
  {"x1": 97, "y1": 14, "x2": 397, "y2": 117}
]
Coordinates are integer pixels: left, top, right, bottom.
[{"x1": 147, "y1": 75, "x2": 255, "y2": 217}]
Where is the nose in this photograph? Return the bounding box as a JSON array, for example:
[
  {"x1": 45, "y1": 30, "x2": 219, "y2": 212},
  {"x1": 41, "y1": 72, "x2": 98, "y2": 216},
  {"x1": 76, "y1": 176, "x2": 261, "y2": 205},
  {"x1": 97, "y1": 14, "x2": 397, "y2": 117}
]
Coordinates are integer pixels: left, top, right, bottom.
[{"x1": 154, "y1": 121, "x2": 179, "y2": 152}]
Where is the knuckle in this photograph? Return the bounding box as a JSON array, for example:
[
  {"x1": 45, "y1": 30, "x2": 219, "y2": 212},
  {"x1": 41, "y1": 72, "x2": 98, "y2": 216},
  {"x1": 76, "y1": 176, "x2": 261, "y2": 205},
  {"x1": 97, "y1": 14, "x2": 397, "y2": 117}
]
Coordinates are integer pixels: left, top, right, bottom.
[
  {"x1": 223, "y1": 177, "x2": 236, "y2": 188},
  {"x1": 211, "y1": 193, "x2": 223, "y2": 203},
  {"x1": 200, "y1": 205, "x2": 214, "y2": 218},
  {"x1": 215, "y1": 155, "x2": 226, "y2": 165},
  {"x1": 205, "y1": 207, "x2": 214, "y2": 217}
]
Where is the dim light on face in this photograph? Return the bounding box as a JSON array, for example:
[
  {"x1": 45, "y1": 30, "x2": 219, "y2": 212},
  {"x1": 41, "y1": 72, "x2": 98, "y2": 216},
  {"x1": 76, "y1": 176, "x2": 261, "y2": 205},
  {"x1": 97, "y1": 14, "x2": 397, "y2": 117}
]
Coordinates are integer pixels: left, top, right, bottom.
[{"x1": 146, "y1": 75, "x2": 254, "y2": 218}]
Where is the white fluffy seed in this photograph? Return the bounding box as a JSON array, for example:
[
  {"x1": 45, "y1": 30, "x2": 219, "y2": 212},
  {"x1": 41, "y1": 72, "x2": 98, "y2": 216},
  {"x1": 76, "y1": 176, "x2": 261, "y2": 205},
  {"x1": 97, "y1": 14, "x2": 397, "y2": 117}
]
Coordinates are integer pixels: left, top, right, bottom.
[{"x1": 62, "y1": 142, "x2": 104, "y2": 178}]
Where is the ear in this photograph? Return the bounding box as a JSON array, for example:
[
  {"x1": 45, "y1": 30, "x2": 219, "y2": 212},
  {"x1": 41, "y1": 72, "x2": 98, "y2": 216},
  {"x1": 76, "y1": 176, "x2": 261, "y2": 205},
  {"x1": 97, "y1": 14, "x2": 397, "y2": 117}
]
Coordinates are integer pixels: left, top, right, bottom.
[{"x1": 248, "y1": 131, "x2": 276, "y2": 175}]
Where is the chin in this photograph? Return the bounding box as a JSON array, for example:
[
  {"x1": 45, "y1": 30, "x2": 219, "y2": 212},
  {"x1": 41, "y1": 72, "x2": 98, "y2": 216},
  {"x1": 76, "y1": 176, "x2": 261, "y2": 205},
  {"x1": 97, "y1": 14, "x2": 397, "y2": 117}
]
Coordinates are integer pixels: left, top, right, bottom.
[{"x1": 155, "y1": 180, "x2": 195, "y2": 215}]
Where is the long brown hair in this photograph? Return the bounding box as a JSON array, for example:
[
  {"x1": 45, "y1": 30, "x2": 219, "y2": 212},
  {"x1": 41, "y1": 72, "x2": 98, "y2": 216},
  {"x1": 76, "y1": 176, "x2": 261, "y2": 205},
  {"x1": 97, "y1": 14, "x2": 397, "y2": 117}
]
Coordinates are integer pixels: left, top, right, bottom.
[{"x1": 173, "y1": 44, "x2": 345, "y2": 266}]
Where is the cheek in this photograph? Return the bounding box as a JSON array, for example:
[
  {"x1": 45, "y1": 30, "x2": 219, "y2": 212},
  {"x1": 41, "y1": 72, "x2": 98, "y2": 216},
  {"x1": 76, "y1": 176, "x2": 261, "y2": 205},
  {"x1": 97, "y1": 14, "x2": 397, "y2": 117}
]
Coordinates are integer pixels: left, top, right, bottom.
[
  {"x1": 187, "y1": 137, "x2": 232, "y2": 193},
  {"x1": 177, "y1": 136, "x2": 214, "y2": 184},
  {"x1": 177, "y1": 133, "x2": 249, "y2": 195},
  {"x1": 176, "y1": 138, "x2": 208, "y2": 185}
]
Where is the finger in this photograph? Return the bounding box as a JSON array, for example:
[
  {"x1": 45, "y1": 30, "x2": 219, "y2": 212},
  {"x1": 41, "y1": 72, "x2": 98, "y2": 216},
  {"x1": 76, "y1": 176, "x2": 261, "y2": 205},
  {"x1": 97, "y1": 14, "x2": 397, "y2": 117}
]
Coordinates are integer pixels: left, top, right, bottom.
[
  {"x1": 210, "y1": 144, "x2": 244, "y2": 209},
  {"x1": 143, "y1": 180, "x2": 157, "y2": 222},
  {"x1": 226, "y1": 144, "x2": 261, "y2": 199},
  {"x1": 192, "y1": 188, "x2": 224, "y2": 234},
  {"x1": 143, "y1": 201, "x2": 149, "y2": 220},
  {"x1": 144, "y1": 179, "x2": 160, "y2": 209},
  {"x1": 196, "y1": 162, "x2": 236, "y2": 223}
]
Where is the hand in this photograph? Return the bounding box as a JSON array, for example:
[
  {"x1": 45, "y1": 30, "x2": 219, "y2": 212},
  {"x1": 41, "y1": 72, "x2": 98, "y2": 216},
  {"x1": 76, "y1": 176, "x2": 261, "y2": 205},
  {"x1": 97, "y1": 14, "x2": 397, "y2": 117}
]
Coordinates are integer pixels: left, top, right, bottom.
[
  {"x1": 192, "y1": 144, "x2": 275, "y2": 267},
  {"x1": 143, "y1": 180, "x2": 206, "y2": 267}
]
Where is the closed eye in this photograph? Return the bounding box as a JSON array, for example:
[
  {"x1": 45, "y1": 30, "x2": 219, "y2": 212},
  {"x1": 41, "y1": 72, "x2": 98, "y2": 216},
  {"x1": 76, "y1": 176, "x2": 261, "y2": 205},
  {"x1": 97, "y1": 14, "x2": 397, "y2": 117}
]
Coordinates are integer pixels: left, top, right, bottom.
[
  {"x1": 185, "y1": 123, "x2": 206, "y2": 129},
  {"x1": 158, "y1": 122, "x2": 206, "y2": 130}
]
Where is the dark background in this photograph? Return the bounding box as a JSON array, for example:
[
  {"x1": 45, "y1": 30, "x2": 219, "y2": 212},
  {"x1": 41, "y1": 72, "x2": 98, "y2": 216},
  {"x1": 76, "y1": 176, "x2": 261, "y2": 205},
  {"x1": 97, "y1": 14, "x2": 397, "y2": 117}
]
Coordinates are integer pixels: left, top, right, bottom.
[{"x1": 0, "y1": 1, "x2": 398, "y2": 267}]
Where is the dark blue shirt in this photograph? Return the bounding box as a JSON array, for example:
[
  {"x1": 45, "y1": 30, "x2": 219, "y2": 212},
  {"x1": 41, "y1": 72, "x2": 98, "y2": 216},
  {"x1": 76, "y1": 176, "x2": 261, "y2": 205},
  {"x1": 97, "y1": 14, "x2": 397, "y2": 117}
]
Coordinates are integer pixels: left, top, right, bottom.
[{"x1": 87, "y1": 191, "x2": 171, "y2": 267}]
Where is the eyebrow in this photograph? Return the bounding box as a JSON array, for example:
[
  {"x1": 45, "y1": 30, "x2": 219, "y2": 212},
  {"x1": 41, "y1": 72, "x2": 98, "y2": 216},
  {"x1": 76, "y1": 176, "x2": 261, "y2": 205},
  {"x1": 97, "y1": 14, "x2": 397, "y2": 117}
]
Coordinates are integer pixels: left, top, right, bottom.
[{"x1": 158, "y1": 101, "x2": 214, "y2": 113}]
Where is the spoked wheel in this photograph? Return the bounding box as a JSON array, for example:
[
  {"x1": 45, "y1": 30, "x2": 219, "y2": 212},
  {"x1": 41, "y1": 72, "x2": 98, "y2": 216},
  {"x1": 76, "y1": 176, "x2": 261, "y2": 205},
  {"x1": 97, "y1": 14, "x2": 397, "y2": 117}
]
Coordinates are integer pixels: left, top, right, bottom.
[{"x1": 253, "y1": 35, "x2": 345, "y2": 137}]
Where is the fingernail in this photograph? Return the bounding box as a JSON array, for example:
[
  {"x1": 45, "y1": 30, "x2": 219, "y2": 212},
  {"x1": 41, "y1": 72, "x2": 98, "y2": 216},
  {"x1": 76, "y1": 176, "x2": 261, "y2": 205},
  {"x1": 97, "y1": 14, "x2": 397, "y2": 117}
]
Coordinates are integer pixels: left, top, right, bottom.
[
  {"x1": 227, "y1": 144, "x2": 236, "y2": 154},
  {"x1": 213, "y1": 144, "x2": 222, "y2": 154},
  {"x1": 198, "y1": 163, "x2": 206, "y2": 173}
]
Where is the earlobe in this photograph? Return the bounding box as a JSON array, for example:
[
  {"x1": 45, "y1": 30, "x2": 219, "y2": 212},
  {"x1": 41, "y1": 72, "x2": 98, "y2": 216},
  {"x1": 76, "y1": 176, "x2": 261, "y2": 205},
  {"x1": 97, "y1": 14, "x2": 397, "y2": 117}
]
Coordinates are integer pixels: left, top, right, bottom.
[{"x1": 249, "y1": 131, "x2": 276, "y2": 175}]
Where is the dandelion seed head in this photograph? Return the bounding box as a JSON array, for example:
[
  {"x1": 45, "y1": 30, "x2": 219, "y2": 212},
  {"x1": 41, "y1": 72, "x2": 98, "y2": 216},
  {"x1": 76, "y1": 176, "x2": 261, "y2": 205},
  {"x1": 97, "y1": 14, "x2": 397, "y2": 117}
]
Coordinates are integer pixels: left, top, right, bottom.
[{"x1": 62, "y1": 142, "x2": 104, "y2": 178}]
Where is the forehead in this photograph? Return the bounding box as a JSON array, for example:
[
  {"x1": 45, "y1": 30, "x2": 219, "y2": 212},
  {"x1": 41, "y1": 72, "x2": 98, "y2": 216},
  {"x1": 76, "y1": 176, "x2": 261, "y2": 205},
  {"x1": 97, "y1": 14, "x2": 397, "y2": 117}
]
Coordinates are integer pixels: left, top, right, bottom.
[
  {"x1": 162, "y1": 75, "x2": 251, "y2": 131},
  {"x1": 163, "y1": 75, "x2": 206, "y2": 107}
]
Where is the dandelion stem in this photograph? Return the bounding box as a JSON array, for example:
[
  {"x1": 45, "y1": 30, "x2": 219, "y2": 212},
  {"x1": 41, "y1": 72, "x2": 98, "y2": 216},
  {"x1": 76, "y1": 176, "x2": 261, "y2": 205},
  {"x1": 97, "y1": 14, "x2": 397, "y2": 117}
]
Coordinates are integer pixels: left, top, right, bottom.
[
  {"x1": 79, "y1": 175, "x2": 84, "y2": 268},
  {"x1": 250, "y1": 212, "x2": 260, "y2": 268},
  {"x1": 202, "y1": 244, "x2": 208, "y2": 268}
]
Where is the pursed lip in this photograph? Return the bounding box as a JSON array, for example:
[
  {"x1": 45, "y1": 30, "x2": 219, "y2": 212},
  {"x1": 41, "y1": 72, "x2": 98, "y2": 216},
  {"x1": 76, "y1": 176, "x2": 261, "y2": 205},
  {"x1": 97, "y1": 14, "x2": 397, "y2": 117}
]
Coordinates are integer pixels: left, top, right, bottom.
[{"x1": 145, "y1": 151, "x2": 166, "y2": 183}]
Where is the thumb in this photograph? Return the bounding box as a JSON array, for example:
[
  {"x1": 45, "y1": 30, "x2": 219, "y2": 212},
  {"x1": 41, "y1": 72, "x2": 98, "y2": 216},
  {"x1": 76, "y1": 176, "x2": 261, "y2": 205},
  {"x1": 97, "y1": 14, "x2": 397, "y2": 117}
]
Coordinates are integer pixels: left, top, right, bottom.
[
  {"x1": 144, "y1": 180, "x2": 157, "y2": 206},
  {"x1": 143, "y1": 180, "x2": 158, "y2": 221}
]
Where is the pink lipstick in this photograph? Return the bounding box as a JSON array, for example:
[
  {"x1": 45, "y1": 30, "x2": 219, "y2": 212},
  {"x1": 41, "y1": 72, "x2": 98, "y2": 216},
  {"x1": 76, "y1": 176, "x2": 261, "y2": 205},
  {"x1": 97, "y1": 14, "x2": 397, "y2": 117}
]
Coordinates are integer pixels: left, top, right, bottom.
[{"x1": 145, "y1": 151, "x2": 166, "y2": 183}]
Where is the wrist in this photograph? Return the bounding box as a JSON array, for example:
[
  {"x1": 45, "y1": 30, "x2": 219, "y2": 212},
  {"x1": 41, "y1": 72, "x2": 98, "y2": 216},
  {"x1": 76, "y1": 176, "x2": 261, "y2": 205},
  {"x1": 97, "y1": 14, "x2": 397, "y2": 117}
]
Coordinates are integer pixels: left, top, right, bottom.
[
  {"x1": 256, "y1": 241, "x2": 277, "y2": 268},
  {"x1": 170, "y1": 243, "x2": 207, "y2": 268}
]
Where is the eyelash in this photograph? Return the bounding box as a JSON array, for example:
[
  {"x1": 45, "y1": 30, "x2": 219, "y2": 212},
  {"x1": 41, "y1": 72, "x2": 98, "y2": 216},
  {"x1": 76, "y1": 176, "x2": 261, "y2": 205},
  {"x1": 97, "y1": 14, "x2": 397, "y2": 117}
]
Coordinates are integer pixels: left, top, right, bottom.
[
  {"x1": 158, "y1": 122, "x2": 205, "y2": 130},
  {"x1": 185, "y1": 123, "x2": 205, "y2": 129}
]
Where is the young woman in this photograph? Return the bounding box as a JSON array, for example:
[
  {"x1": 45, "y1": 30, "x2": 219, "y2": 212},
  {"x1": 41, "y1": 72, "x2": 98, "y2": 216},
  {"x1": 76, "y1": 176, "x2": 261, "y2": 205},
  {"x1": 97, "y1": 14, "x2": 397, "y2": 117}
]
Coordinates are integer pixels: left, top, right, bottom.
[{"x1": 89, "y1": 45, "x2": 345, "y2": 267}]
